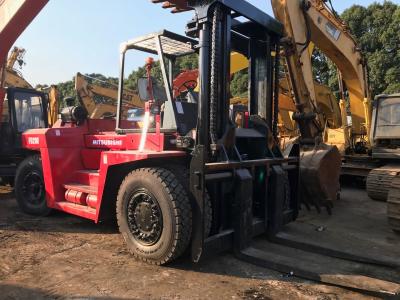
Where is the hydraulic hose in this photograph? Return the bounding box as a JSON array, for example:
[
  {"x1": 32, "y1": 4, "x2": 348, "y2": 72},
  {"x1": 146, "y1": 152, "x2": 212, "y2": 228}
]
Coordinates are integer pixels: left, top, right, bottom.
[{"x1": 297, "y1": 0, "x2": 312, "y2": 54}]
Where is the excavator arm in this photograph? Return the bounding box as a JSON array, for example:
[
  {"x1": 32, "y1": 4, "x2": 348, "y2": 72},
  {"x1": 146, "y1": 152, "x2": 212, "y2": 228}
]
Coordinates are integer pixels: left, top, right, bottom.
[
  {"x1": 272, "y1": 0, "x2": 371, "y2": 140},
  {"x1": 75, "y1": 73, "x2": 144, "y2": 119},
  {"x1": 3, "y1": 47, "x2": 32, "y2": 89}
]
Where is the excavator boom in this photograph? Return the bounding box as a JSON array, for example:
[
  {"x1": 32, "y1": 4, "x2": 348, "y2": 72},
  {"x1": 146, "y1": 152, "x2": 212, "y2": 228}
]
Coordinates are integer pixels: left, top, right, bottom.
[{"x1": 272, "y1": 0, "x2": 371, "y2": 140}]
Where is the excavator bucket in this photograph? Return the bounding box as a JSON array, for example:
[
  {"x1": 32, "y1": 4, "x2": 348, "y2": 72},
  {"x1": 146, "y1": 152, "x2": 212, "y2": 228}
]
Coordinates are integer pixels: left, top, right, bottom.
[{"x1": 300, "y1": 145, "x2": 341, "y2": 212}]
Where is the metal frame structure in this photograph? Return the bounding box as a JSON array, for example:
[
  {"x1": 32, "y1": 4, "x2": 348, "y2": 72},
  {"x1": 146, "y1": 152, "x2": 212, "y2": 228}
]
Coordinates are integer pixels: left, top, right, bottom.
[
  {"x1": 116, "y1": 30, "x2": 197, "y2": 132},
  {"x1": 176, "y1": 0, "x2": 299, "y2": 261}
]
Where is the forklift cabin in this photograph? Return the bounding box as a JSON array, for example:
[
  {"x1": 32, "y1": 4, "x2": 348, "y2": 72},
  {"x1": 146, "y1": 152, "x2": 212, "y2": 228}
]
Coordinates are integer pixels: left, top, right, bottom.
[
  {"x1": 115, "y1": 0, "x2": 300, "y2": 262},
  {"x1": 0, "y1": 87, "x2": 48, "y2": 177}
]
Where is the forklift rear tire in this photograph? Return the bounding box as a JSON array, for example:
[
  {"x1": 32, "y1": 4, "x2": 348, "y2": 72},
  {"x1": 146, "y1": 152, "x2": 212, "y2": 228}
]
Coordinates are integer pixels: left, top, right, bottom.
[
  {"x1": 15, "y1": 155, "x2": 51, "y2": 216},
  {"x1": 117, "y1": 168, "x2": 192, "y2": 265}
]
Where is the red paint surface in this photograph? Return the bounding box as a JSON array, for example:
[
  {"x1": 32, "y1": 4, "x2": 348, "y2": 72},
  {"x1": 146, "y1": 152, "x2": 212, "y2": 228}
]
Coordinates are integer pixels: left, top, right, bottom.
[{"x1": 23, "y1": 119, "x2": 186, "y2": 222}]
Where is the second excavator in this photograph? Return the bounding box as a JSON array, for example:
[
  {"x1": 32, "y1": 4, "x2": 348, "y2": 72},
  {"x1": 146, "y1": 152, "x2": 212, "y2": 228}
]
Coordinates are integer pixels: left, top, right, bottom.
[{"x1": 75, "y1": 72, "x2": 144, "y2": 119}]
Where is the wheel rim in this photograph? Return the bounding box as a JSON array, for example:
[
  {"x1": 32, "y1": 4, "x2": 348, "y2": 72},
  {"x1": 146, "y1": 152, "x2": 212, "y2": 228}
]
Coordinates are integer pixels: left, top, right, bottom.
[
  {"x1": 21, "y1": 171, "x2": 44, "y2": 206},
  {"x1": 127, "y1": 189, "x2": 163, "y2": 246}
]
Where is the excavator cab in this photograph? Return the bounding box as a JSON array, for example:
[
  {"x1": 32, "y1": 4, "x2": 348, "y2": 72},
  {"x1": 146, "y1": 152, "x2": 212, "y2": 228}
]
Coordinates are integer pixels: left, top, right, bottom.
[
  {"x1": 0, "y1": 87, "x2": 48, "y2": 177},
  {"x1": 370, "y1": 94, "x2": 400, "y2": 159}
]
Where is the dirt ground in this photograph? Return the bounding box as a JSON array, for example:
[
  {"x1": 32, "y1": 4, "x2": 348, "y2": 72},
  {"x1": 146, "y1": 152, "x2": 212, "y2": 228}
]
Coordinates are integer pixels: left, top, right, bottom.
[{"x1": 0, "y1": 184, "x2": 391, "y2": 300}]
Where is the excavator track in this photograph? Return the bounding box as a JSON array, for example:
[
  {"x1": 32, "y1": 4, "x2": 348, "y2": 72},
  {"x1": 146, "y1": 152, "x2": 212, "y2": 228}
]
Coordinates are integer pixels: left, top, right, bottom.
[
  {"x1": 388, "y1": 175, "x2": 400, "y2": 233},
  {"x1": 366, "y1": 165, "x2": 400, "y2": 201}
]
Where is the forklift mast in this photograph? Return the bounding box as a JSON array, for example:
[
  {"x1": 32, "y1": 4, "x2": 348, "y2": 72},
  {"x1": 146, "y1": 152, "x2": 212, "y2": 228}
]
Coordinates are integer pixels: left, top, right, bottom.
[
  {"x1": 183, "y1": 1, "x2": 291, "y2": 260},
  {"x1": 110, "y1": 0, "x2": 300, "y2": 263}
]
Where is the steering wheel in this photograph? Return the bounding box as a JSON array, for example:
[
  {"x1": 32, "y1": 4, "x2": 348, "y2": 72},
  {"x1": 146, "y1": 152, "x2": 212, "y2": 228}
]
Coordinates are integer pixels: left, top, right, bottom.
[{"x1": 176, "y1": 80, "x2": 198, "y2": 97}]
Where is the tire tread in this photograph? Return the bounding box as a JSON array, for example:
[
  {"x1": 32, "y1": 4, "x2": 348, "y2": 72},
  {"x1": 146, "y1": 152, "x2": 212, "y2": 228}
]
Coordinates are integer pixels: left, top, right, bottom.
[{"x1": 116, "y1": 167, "x2": 192, "y2": 265}]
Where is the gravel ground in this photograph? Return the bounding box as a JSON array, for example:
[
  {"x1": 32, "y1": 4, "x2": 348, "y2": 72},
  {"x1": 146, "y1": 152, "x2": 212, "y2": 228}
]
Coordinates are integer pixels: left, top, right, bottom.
[{"x1": 0, "y1": 185, "x2": 384, "y2": 300}]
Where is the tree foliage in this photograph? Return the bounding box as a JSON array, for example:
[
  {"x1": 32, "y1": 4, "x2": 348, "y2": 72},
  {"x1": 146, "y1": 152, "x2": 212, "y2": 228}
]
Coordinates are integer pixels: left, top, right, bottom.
[
  {"x1": 312, "y1": 1, "x2": 400, "y2": 96},
  {"x1": 231, "y1": 70, "x2": 248, "y2": 98}
]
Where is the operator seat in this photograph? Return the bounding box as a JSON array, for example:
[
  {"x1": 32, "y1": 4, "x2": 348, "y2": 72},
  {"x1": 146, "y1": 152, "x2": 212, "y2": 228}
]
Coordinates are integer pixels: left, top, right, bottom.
[{"x1": 171, "y1": 100, "x2": 197, "y2": 136}]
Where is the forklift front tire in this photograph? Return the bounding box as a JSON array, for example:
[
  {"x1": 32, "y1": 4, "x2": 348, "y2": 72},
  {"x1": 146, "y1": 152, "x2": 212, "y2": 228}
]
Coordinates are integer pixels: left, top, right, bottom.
[
  {"x1": 117, "y1": 168, "x2": 192, "y2": 265},
  {"x1": 15, "y1": 155, "x2": 51, "y2": 216}
]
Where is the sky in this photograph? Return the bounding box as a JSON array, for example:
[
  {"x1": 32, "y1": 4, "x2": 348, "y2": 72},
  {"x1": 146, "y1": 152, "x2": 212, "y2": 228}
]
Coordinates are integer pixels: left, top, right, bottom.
[{"x1": 13, "y1": 0, "x2": 400, "y2": 86}]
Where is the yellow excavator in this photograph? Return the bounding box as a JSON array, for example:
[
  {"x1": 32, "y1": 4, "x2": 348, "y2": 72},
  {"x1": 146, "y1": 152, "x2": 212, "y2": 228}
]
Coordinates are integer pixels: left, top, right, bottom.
[
  {"x1": 272, "y1": 0, "x2": 372, "y2": 155},
  {"x1": 75, "y1": 72, "x2": 144, "y2": 119},
  {"x1": 272, "y1": 0, "x2": 400, "y2": 231},
  {"x1": 154, "y1": 0, "x2": 374, "y2": 212}
]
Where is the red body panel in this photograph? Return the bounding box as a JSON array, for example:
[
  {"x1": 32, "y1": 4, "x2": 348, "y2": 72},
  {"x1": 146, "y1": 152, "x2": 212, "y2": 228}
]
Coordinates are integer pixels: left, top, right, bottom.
[{"x1": 22, "y1": 119, "x2": 186, "y2": 222}]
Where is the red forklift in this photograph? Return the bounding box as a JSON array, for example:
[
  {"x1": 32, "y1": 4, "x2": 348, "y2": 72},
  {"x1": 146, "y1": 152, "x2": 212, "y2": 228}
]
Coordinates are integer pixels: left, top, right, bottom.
[{"x1": 15, "y1": 0, "x2": 300, "y2": 265}]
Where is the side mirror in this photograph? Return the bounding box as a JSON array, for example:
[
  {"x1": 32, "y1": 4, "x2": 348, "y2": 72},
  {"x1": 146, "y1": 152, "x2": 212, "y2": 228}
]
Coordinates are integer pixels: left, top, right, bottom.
[
  {"x1": 137, "y1": 77, "x2": 167, "y2": 103},
  {"x1": 138, "y1": 77, "x2": 152, "y2": 102}
]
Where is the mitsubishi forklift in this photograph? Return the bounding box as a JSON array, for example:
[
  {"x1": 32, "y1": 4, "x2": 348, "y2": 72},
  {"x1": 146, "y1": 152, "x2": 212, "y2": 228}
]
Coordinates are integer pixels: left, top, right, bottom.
[{"x1": 16, "y1": 0, "x2": 299, "y2": 264}]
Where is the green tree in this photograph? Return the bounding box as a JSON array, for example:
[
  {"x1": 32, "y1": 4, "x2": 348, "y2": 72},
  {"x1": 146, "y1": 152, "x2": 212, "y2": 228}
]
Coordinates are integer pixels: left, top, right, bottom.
[
  {"x1": 175, "y1": 54, "x2": 198, "y2": 75},
  {"x1": 57, "y1": 79, "x2": 75, "y2": 104},
  {"x1": 343, "y1": 1, "x2": 400, "y2": 95},
  {"x1": 313, "y1": 1, "x2": 400, "y2": 96},
  {"x1": 231, "y1": 70, "x2": 248, "y2": 97}
]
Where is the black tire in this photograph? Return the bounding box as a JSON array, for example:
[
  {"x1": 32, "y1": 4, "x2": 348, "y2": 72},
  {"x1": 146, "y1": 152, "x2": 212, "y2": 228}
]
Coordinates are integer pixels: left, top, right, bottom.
[
  {"x1": 15, "y1": 155, "x2": 51, "y2": 216},
  {"x1": 117, "y1": 168, "x2": 192, "y2": 265},
  {"x1": 166, "y1": 164, "x2": 212, "y2": 238}
]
